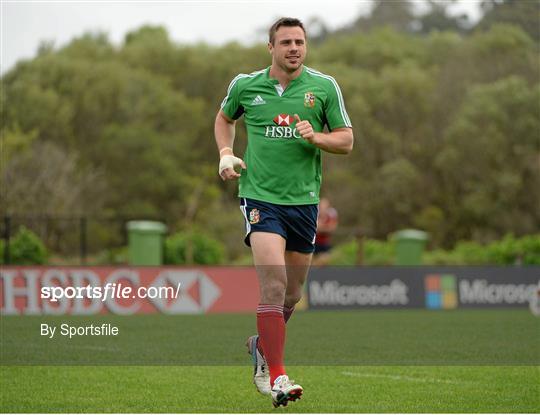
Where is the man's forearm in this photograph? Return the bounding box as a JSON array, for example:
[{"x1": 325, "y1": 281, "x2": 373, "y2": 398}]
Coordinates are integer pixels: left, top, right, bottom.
[
  {"x1": 215, "y1": 111, "x2": 236, "y2": 156},
  {"x1": 313, "y1": 128, "x2": 354, "y2": 154}
]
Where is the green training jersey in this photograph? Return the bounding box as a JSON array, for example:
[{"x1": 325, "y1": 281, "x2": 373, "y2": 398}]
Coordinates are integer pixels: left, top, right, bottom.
[{"x1": 220, "y1": 66, "x2": 352, "y2": 205}]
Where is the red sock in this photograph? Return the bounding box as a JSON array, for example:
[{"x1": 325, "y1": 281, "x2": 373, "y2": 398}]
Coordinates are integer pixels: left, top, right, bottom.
[
  {"x1": 257, "y1": 305, "x2": 295, "y2": 355},
  {"x1": 257, "y1": 304, "x2": 286, "y2": 385},
  {"x1": 283, "y1": 305, "x2": 295, "y2": 323}
]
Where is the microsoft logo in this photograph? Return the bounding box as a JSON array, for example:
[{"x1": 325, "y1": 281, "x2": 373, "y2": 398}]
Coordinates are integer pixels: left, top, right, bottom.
[{"x1": 425, "y1": 274, "x2": 457, "y2": 309}]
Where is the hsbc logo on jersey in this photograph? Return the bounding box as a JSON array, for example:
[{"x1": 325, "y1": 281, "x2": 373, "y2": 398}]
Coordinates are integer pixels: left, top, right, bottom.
[
  {"x1": 265, "y1": 114, "x2": 300, "y2": 139},
  {"x1": 274, "y1": 114, "x2": 294, "y2": 126}
]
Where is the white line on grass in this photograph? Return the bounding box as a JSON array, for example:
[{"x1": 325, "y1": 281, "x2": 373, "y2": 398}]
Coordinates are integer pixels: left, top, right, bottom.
[
  {"x1": 66, "y1": 344, "x2": 120, "y2": 352},
  {"x1": 11, "y1": 342, "x2": 120, "y2": 352},
  {"x1": 342, "y1": 371, "x2": 461, "y2": 384}
]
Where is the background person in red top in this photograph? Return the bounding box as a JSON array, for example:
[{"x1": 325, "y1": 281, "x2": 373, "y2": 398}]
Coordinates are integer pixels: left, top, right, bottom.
[{"x1": 313, "y1": 197, "x2": 338, "y2": 265}]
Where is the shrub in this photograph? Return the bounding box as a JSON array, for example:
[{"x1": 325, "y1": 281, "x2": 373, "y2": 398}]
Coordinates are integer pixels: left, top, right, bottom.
[
  {"x1": 486, "y1": 234, "x2": 540, "y2": 265},
  {"x1": 94, "y1": 247, "x2": 128, "y2": 265},
  {"x1": 165, "y1": 231, "x2": 225, "y2": 265},
  {"x1": 519, "y1": 234, "x2": 540, "y2": 265},
  {"x1": 364, "y1": 239, "x2": 395, "y2": 265},
  {"x1": 9, "y1": 226, "x2": 48, "y2": 265},
  {"x1": 423, "y1": 240, "x2": 491, "y2": 265},
  {"x1": 329, "y1": 238, "x2": 394, "y2": 265},
  {"x1": 332, "y1": 233, "x2": 540, "y2": 266},
  {"x1": 328, "y1": 239, "x2": 358, "y2": 265}
]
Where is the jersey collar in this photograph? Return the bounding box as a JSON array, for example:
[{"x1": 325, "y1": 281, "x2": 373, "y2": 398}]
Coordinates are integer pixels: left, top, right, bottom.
[{"x1": 265, "y1": 65, "x2": 307, "y2": 86}]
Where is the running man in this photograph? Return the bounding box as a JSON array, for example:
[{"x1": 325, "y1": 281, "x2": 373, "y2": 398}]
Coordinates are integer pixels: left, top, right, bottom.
[{"x1": 214, "y1": 17, "x2": 353, "y2": 407}]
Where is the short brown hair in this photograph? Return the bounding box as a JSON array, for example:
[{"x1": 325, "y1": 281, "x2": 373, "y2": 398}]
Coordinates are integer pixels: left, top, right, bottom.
[{"x1": 268, "y1": 17, "x2": 306, "y2": 45}]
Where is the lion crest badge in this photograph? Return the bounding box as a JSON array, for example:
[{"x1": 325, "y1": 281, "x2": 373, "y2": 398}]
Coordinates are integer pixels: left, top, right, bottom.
[
  {"x1": 249, "y1": 208, "x2": 260, "y2": 224},
  {"x1": 304, "y1": 92, "x2": 316, "y2": 108}
]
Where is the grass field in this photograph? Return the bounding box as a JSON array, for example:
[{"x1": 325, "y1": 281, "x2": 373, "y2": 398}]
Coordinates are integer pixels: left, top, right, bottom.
[
  {"x1": 1, "y1": 310, "x2": 539, "y2": 412},
  {"x1": 1, "y1": 365, "x2": 538, "y2": 412}
]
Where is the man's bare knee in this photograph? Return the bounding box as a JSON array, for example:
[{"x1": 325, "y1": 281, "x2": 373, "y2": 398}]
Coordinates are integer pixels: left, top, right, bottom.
[{"x1": 261, "y1": 279, "x2": 287, "y2": 304}]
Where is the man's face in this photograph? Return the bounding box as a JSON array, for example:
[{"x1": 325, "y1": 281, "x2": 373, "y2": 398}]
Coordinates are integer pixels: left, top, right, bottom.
[{"x1": 269, "y1": 26, "x2": 307, "y2": 72}]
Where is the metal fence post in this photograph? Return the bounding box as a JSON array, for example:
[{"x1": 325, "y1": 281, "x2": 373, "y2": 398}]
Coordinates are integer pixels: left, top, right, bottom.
[
  {"x1": 3, "y1": 216, "x2": 11, "y2": 264},
  {"x1": 80, "y1": 217, "x2": 87, "y2": 265}
]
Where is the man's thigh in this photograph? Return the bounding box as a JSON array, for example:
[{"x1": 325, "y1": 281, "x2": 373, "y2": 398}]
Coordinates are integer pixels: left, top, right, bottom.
[
  {"x1": 250, "y1": 232, "x2": 287, "y2": 302},
  {"x1": 250, "y1": 231, "x2": 286, "y2": 266}
]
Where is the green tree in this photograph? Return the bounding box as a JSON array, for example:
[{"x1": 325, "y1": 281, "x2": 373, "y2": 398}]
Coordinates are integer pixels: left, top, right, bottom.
[
  {"x1": 477, "y1": 0, "x2": 540, "y2": 42},
  {"x1": 2, "y1": 22, "x2": 539, "y2": 260},
  {"x1": 358, "y1": 0, "x2": 416, "y2": 32},
  {"x1": 418, "y1": 0, "x2": 470, "y2": 33},
  {"x1": 435, "y1": 77, "x2": 540, "y2": 244}
]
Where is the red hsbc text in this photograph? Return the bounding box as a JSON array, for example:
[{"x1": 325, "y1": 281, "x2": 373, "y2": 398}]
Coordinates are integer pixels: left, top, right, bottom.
[
  {"x1": 40, "y1": 283, "x2": 180, "y2": 303},
  {"x1": 1, "y1": 267, "x2": 259, "y2": 315}
]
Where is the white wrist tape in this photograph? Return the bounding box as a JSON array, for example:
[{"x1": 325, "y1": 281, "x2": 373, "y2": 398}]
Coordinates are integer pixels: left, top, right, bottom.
[
  {"x1": 219, "y1": 155, "x2": 244, "y2": 175},
  {"x1": 219, "y1": 147, "x2": 233, "y2": 155}
]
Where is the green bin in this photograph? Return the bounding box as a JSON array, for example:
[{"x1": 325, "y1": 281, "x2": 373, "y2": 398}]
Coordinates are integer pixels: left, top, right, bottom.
[
  {"x1": 127, "y1": 221, "x2": 167, "y2": 266},
  {"x1": 393, "y1": 229, "x2": 428, "y2": 265}
]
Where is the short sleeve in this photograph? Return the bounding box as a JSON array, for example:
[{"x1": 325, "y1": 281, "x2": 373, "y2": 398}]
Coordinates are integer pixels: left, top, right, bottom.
[
  {"x1": 324, "y1": 78, "x2": 352, "y2": 130},
  {"x1": 220, "y1": 76, "x2": 245, "y2": 120}
]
